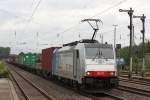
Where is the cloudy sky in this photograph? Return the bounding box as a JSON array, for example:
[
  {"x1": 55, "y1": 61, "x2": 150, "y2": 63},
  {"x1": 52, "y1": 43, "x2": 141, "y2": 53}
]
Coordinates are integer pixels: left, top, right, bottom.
[{"x1": 0, "y1": 0, "x2": 150, "y2": 54}]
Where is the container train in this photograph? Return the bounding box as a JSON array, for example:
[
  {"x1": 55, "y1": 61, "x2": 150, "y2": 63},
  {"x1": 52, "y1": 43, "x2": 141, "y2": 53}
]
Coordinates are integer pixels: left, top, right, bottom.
[{"x1": 8, "y1": 39, "x2": 118, "y2": 93}]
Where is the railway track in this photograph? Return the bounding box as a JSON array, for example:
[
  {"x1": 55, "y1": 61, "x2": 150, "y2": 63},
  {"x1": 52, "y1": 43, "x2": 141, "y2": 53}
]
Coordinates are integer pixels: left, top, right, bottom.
[
  {"x1": 117, "y1": 85, "x2": 150, "y2": 97},
  {"x1": 63, "y1": 76, "x2": 150, "y2": 99},
  {"x1": 120, "y1": 75, "x2": 150, "y2": 81},
  {"x1": 102, "y1": 92, "x2": 127, "y2": 100},
  {"x1": 119, "y1": 77, "x2": 150, "y2": 86},
  {"x1": 8, "y1": 63, "x2": 127, "y2": 100},
  {"x1": 8, "y1": 63, "x2": 150, "y2": 100},
  {"x1": 8, "y1": 66, "x2": 53, "y2": 100},
  {"x1": 51, "y1": 77, "x2": 126, "y2": 100},
  {"x1": 118, "y1": 77, "x2": 150, "y2": 98},
  {"x1": 75, "y1": 89, "x2": 126, "y2": 100},
  {"x1": 120, "y1": 72, "x2": 150, "y2": 77}
]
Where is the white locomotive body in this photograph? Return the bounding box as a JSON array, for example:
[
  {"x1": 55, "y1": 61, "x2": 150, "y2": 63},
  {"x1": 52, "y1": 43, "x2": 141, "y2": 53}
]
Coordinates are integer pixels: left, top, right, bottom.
[{"x1": 52, "y1": 39, "x2": 118, "y2": 91}]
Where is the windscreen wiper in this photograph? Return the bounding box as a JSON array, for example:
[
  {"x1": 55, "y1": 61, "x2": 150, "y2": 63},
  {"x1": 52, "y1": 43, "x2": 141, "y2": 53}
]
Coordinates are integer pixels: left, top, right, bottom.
[{"x1": 92, "y1": 49, "x2": 102, "y2": 60}]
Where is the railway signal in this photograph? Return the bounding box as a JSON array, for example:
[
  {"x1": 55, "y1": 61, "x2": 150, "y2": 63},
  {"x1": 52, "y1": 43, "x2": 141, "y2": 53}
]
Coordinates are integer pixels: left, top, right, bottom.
[
  {"x1": 133, "y1": 14, "x2": 146, "y2": 78},
  {"x1": 119, "y1": 8, "x2": 134, "y2": 79}
]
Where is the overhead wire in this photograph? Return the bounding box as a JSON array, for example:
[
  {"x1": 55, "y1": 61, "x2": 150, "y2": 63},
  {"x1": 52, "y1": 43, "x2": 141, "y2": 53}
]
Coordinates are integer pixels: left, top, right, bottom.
[
  {"x1": 22, "y1": 0, "x2": 129, "y2": 42},
  {"x1": 21, "y1": 0, "x2": 129, "y2": 48},
  {"x1": 22, "y1": 0, "x2": 43, "y2": 34},
  {"x1": 89, "y1": 0, "x2": 128, "y2": 18},
  {"x1": 0, "y1": 0, "x2": 130, "y2": 52},
  {"x1": 28, "y1": 0, "x2": 42, "y2": 22},
  {"x1": 45, "y1": 0, "x2": 128, "y2": 39},
  {"x1": 7, "y1": 0, "x2": 43, "y2": 50},
  {"x1": 0, "y1": 0, "x2": 43, "y2": 22},
  {"x1": 31, "y1": 0, "x2": 36, "y2": 7}
]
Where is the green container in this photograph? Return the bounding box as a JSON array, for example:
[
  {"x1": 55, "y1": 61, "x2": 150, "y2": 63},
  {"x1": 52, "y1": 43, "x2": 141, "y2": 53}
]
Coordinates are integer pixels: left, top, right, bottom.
[
  {"x1": 23, "y1": 53, "x2": 37, "y2": 67},
  {"x1": 15, "y1": 56, "x2": 19, "y2": 63}
]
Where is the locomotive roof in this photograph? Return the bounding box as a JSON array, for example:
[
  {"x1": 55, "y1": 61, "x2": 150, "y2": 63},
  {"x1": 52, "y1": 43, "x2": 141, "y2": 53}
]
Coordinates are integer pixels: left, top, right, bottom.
[
  {"x1": 59, "y1": 42, "x2": 112, "y2": 52},
  {"x1": 84, "y1": 43, "x2": 112, "y2": 48},
  {"x1": 63, "y1": 39, "x2": 98, "y2": 47}
]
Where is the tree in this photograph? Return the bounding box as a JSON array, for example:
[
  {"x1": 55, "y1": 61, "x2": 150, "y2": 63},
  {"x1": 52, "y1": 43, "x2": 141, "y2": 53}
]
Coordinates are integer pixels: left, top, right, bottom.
[{"x1": 0, "y1": 47, "x2": 10, "y2": 59}]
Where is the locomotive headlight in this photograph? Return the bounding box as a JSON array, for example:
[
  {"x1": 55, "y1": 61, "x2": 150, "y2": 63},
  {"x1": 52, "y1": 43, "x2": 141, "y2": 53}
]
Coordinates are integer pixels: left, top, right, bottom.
[
  {"x1": 110, "y1": 72, "x2": 115, "y2": 76},
  {"x1": 110, "y1": 72, "x2": 114, "y2": 75},
  {"x1": 86, "y1": 71, "x2": 91, "y2": 76}
]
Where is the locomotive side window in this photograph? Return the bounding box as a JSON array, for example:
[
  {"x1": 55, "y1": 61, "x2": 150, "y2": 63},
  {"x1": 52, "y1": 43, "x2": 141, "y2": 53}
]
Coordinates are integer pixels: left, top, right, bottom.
[{"x1": 76, "y1": 50, "x2": 79, "y2": 58}]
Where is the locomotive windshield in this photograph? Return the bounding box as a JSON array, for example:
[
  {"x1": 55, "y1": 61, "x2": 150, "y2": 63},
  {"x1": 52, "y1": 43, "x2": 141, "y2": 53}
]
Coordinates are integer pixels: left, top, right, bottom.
[{"x1": 85, "y1": 47, "x2": 114, "y2": 59}]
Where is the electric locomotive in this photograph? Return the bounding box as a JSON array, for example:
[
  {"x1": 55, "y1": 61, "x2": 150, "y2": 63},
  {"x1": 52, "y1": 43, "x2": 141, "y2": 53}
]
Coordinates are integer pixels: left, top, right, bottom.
[
  {"x1": 52, "y1": 39, "x2": 118, "y2": 92},
  {"x1": 8, "y1": 18, "x2": 118, "y2": 93}
]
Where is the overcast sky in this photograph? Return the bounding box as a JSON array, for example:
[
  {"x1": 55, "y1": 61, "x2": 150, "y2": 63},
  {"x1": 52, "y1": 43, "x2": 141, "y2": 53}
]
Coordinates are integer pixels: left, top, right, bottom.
[{"x1": 0, "y1": 0, "x2": 150, "y2": 54}]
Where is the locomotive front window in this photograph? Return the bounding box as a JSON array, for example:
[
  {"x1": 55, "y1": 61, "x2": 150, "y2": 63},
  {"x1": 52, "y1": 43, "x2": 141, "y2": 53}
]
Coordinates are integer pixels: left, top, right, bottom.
[{"x1": 85, "y1": 48, "x2": 114, "y2": 59}]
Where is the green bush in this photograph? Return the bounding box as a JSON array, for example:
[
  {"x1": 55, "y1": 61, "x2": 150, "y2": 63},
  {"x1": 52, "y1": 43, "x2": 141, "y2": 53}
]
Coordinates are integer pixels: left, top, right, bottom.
[{"x1": 0, "y1": 61, "x2": 9, "y2": 78}]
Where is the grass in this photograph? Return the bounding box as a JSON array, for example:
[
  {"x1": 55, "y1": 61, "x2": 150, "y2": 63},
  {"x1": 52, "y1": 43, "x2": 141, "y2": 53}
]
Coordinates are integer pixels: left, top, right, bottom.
[{"x1": 0, "y1": 61, "x2": 9, "y2": 78}]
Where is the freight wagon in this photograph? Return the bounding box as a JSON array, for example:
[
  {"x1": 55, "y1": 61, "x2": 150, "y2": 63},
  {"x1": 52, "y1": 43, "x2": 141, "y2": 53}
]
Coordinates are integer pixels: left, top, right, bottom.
[
  {"x1": 18, "y1": 52, "x2": 24, "y2": 64},
  {"x1": 13, "y1": 52, "x2": 39, "y2": 70},
  {"x1": 8, "y1": 54, "x2": 16, "y2": 63},
  {"x1": 15, "y1": 55, "x2": 19, "y2": 64},
  {"x1": 41, "y1": 47, "x2": 60, "y2": 77},
  {"x1": 23, "y1": 53, "x2": 37, "y2": 66}
]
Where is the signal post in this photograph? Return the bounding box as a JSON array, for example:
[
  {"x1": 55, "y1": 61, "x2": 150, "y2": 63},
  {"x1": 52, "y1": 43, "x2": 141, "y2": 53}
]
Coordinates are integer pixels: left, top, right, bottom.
[
  {"x1": 133, "y1": 14, "x2": 146, "y2": 78},
  {"x1": 119, "y1": 8, "x2": 134, "y2": 79}
]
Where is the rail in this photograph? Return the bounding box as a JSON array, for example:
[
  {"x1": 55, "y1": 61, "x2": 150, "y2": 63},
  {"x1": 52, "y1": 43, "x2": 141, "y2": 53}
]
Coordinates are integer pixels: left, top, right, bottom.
[{"x1": 8, "y1": 67, "x2": 53, "y2": 100}]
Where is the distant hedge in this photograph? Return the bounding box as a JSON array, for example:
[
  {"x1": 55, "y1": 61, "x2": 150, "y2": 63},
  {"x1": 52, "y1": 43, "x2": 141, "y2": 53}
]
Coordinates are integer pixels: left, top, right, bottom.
[
  {"x1": 0, "y1": 47, "x2": 10, "y2": 59},
  {"x1": 119, "y1": 41, "x2": 150, "y2": 65}
]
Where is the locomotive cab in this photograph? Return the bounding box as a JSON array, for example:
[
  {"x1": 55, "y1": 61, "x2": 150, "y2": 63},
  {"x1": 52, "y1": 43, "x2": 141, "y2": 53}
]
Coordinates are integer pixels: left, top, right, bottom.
[{"x1": 81, "y1": 42, "x2": 118, "y2": 90}]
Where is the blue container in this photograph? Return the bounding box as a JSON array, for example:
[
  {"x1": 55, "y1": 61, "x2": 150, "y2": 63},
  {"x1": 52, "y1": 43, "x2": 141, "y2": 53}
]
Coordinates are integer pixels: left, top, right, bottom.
[{"x1": 52, "y1": 49, "x2": 59, "y2": 75}]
